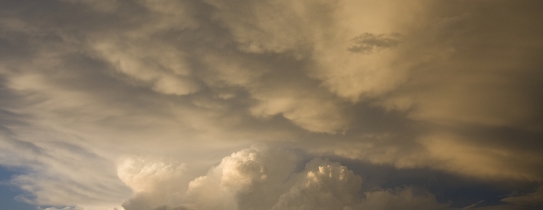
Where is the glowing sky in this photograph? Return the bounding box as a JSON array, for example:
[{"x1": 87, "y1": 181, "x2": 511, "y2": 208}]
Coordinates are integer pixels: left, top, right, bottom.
[{"x1": 1, "y1": 0, "x2": 542, "y2": 210}]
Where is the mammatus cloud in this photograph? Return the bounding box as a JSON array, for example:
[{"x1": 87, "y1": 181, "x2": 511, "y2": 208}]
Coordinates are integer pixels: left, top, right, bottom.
[{"x1": 0, "y1": 0, "x2": 542, "y2": 209}]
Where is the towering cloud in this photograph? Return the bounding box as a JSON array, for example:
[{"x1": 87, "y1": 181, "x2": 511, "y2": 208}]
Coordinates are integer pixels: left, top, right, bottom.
[{"x1": 121, "y1": 146, "x2": 450, "y2": 210}]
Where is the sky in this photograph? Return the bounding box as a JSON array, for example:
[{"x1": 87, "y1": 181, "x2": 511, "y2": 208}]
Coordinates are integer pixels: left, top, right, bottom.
[{"x1": 0, "y1": 0, "x2": 542, "y2": 210}]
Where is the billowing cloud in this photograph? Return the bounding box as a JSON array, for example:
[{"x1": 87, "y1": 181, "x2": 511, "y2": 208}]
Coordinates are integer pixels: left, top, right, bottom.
[
  {"x1": 182, "y1": 145, "x2": 300, "y2": 210},
  {"x1": 0, "y1": 0, "x2": 542, "y2": 209},
  {"x1": 121, "y1": 145, "x2": 450, "y2": 210},
  {"x1": 270, "y1": 158, "x2": 363, "y2": 210}
]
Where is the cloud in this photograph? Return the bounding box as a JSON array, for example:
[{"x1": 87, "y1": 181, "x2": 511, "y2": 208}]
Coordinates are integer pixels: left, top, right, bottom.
[
  {"x1": 201, "y1": 0, "x2": 338, "y2": 55},
  {"x1": 117, "y1": 157, "x2": 185, "y2": 194},
  {"x1": 2, "y1": 134, "x2": 131, "y2": 207},
  {"x1": 39, "y1": 206, "x2": 84, "y2": 210},
  {"x1": 502, "y1": 186, "x2": 543, "y2": 207},
  {"x1": 150, "y1": 206, "x2": 188, "y2": 210},
  {"x1": 378, "y1": 1, "x2": 543, "y2": 129},
  {"x1": 92, "y1": 39, "x2": 199, "y2": 96},
  {"x1": 416, "y1": 132, "x2": 543, "y2": 181},
  {"x1": 181, "y1": 145, "x2": 300, "y2": 210},
  {"x1": 59, "y1": 0, "x2": 120, "y2": 13},
  {"x1": 348, "y1": 33, "x2": 401, "y2": 54},
  {"x1": 270, "y1": 158, "x2": 363, "y2": 210},
  {"x1": 122, "y1": 145, "x2": 450, "y2": 210},
  {"x1": 0, "y1": 0, "x2": 542, "y2": 209},
  {"x1": 357, "y1": 187, "x2": 448, "y2": 210}
]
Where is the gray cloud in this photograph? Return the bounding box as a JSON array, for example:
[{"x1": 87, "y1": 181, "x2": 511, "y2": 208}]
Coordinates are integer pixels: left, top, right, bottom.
[
  {"x1": 348, "y1": 33, "x2": 401, "y2": 53},
  {"x1": 502, "y1": 186, "x2": 543, "y2": 207}
]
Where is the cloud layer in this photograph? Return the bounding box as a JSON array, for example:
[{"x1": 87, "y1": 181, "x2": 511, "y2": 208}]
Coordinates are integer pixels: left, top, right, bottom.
[{"x1": 0, "y1": 0, "x2": 542, "y2": 209}]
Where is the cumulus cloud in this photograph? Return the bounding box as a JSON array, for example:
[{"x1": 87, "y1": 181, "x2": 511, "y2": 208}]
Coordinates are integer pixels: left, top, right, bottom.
[
  {"x1": 117, "y1": 157, "x2": 185, "y2": 193},
  {"x1": 181, "y1": 145, "x2": 300, "y2": 210},
  {"x1": 271, "y1": 158, "x2": 363, "y2": 210},
  {"x1": 121, "y1": 145, "x2": 450, "y2": 210}
]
